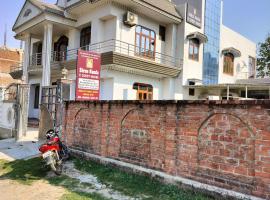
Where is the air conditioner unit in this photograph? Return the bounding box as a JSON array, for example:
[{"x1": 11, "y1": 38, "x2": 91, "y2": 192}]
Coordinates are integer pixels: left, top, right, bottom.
[{"x1": 123, "y1": 11, "x2": 138, "y2": 27}]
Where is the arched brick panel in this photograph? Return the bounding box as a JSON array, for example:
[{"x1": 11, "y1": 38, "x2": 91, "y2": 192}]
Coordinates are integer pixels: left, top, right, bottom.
[
  {"x1": 198, "y1": 113, "x2": 255, "y2": 193},
  {"x1": 72, "y1": 108, "x2": 102, "y2": 154},
  {"x1": 120, "y1": 108, "x2": 151, "y2": 165}
]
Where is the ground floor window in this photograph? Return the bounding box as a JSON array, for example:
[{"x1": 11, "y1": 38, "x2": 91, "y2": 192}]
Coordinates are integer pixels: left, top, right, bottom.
[
  {"x1": 133, "y1": 83, "x2": 153, "y2": 100},
  {"x1": 34, "y1": 85, "x2": 40, "y2": 109}
]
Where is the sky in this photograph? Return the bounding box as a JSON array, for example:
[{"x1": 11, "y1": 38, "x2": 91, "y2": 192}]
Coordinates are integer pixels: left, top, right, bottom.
[{"x1": 0, "y1": 0, "x2": 270, "y2": 48}]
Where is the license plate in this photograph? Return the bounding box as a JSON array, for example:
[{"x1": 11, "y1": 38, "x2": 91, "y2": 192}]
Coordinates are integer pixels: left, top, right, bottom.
[{"x1": 42, "y1": 151, "x2": 52, "y2": 159}]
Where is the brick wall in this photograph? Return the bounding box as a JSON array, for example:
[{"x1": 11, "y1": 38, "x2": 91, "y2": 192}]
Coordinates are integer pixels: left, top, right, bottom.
[
  {"x1": 0, "y1": 48, "x2": 22, "y2": 87},
  {"x1": 63, "y1": 100, "x2": 270, "y2": 199}
]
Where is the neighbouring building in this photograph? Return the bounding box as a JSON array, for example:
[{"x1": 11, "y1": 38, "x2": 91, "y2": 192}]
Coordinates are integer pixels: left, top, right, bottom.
[
  {"x1": 11, "y1": 0, "x2": 268, "y2": 119},
  {"x1": 0, "y1": 46, "x2": 23, "y2": 91}
]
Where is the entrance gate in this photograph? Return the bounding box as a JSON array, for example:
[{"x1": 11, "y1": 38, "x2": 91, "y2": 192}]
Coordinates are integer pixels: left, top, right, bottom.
[{"x1": 39, "y1": 81, "x2": 70, "y2": 138}]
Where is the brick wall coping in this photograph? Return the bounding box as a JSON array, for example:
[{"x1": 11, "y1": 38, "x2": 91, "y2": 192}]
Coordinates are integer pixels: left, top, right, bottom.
[{"x1": 65, "y1": 99, "x2": 270, "y2": 106}]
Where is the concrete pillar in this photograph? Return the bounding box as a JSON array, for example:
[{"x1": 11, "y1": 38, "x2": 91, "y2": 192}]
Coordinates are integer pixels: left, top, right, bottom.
[
  {"x1": 68, "y1": 28, "x2": 80, "y2": 50},
  {"x1": 91, "y1": 19, "x2": 104, "y2": 44},
  {"x1": 22, "y1": 34, "x2": 31, "y2": 83},
  {"x1": 245, "y1": 86, "x2": 248, "y2": 99},
  {"x1": 165, "y1": 24, "x2": 177, "y2": 65},
  {"x1": 16, "y1": 84, "x2": 30, "y2": 140},
  {"x1": 163, "y1": 78, "x2": 175, "y2": 100},
  {"x1": 42, "y1": 23, "x2": 53, "y2": 87},
  {"x1": 227, "y1": 85, "x2": 230, "y2": 100}
]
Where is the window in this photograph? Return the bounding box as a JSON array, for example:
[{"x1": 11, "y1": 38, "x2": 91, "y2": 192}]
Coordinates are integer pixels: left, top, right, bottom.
[
  {"x1": 189, "y1": 88, "x2": 195, "y2": 96},
  {"x1": 189, "y1": 39, "x2": 199, "y2": 61},
  {"x1": 203, "y1": 0, "x2": 222, "y2": 85},
  {"x1": 80, "y1": 26, "x2": 91, "y2": 49},
  {"x1": 54, "y1": 36, "x2": 68, "y2": 61},
  {"x1": 159, "y1": 25, "x2": 166, "y2": 41},
  {"x1": 248, "y1": 56, "x2": 256, "y2": 78},
  {"x1": 34, "y1": 85, "x2": 40, "y2": 109},
  {"x1": 133, "y1": 83, "x2": 153, "y2": 100},
  {"x1": 23, "y1": 9, "x2": 32, "y2": 17},
  {"x1": 223, "y1": 53, "x2": 234, "y2": 75},
  {"x1": 135, "y1": 26, "x2": 156, "y2": 59}
]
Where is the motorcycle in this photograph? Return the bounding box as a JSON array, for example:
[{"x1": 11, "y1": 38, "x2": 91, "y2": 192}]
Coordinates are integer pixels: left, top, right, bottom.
[{"x1": 39, "y1": 130, "x2": 69, "y2": 175}]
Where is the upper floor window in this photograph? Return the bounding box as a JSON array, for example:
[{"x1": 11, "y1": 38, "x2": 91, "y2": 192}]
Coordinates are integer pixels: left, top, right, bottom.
[
  {"x1": 80, "y1": 26, "x2": 91, "y2": 49},
  {"x1": 23, "y1": 9, "x2": 32, "y2": 17},
  {"x1": 135, "y1": 26, "x2": 156, "y2": 59},
  {"x1": 133, "y1": 83, "x2": 153, "y2": 100},
  {"x1": 248, "y1": 56, "x2": 256, "y2": 78},
  {"x1": 223, "y1": 53, "x2": 234, "y2": 75},
  {"x1": 189, "y1": 39, "x2": 199, "y2": 61}
]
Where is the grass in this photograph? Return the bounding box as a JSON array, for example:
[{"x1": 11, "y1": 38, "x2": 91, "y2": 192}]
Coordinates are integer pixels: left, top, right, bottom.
[
  {"x1": 73, "y1": 158, "x2": 216, "y2": 200},
  {"x1": 0, "y1": 158, "x2": 109, "y2": 200},
  {"x1": 61, "y1": 192, "x2": 109, "y2": 200},
  {"x1": 0, "y1": 157, "x2": 220, "y2": 200},
  {"x1": 0, "y1": 158, "x2": 48, "y2": 184}
]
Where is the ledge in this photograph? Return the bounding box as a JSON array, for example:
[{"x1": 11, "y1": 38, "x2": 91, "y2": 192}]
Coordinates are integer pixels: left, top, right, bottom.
[{"x1": 64, "y1": 99, "x2": 270, "y2": 106}]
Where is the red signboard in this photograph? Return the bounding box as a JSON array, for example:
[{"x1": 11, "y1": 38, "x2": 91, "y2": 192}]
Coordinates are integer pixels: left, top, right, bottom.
[{"x1": 76, "y1": 50, "x2": 101, "y2": 101}]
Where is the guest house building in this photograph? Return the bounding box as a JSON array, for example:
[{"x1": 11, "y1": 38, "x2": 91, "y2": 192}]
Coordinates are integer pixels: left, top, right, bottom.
[{"x1": 12, "y1": 0, "x2": 266, "y2": 119}]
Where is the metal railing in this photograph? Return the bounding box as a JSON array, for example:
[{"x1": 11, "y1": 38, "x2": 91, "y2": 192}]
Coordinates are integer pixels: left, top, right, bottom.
[
  {"x1": 30, "y1": 52, "x2": 42, "y2": 66},
  {"x1": 30, "y1": 39, "x2": 182, "y2": 68}
]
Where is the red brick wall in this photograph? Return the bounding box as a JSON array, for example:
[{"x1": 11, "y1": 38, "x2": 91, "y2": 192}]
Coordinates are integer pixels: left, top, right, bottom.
[{"x1": 63, "y1": 100, "x2": 270, "y2": 199}]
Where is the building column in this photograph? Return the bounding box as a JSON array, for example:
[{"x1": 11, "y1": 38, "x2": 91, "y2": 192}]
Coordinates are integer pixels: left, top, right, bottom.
[
  {"x1": 42, "y1": 23, "x2": 53, "y2": 87},
  {"x1": 91, "y1": 19, "x2": 104, "y2": 44},
  {"x1": 68, "y1": 28, "x2": 80, "y2": 50},
  {"x1": 165, "y1": 24, "x2": 177, "y2": 65},
  {"x1": 22, "y1": 34, "x2": 31, "y2": 83},
  {"x1": 163, "y1": 77, "x2": 175, "y2": 100}
]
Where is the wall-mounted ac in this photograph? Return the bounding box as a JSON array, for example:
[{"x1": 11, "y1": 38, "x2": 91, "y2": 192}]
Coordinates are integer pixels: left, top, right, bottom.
[{"x1": 123, "y1": 11, "x2": 138, "y2": 27}]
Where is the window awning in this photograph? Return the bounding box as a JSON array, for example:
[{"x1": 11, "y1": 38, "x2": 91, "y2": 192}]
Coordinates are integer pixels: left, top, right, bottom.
[
  {"x1": 186, "y1": 32, "x2": 208, "y2": 43},
  {"x1": 222, "y1": 47, "x2": 241, "y2": 57}
]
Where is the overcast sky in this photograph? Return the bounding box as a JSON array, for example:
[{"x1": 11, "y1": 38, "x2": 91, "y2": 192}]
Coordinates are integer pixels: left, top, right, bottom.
[{"x1": 0, "y1": 0, "x2": 269, "y2": 48}]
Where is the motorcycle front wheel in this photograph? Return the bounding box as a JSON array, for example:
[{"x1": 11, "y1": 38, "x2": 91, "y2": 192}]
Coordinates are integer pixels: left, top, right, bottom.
[{"x1": 50, "y1": 152, "x2": 63, "y2": 175}]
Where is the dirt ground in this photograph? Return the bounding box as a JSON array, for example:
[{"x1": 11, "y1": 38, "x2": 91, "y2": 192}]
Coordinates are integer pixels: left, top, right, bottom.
[{"x1": 0, "y1": 179, "x2": 66, "y2": 200}]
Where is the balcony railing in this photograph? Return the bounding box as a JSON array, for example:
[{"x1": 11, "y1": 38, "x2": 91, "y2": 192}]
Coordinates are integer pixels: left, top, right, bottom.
[
  {"x1": 30, "y1": 39, "x2": 182, "y2": 68},
  {"x1": 30, "y1": 52, "x2": 42, "y2": 66}
]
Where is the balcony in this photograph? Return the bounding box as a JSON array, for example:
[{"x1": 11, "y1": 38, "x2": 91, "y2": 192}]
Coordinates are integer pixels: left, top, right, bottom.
[
  {"x1": 9, "y1": 63, "x2": 23, "y2": 79},
  {"x1": 29, "y1": 39, "x2": 182, "y2": 77}
]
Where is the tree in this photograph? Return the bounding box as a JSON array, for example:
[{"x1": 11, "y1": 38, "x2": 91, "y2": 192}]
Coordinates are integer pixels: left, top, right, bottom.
[{"x1": 257, "y1": 35, "x2": 270, "y2": 78}]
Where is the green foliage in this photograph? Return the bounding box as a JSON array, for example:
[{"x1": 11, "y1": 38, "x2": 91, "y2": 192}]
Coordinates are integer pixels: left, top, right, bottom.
[{"x1": 257, "y1": 34, "x2": 270, "y2": 77}]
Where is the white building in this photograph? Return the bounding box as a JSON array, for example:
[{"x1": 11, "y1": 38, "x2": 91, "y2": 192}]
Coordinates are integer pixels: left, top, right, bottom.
[{"x1": 12, "y1": 0, "x2": 266, "y2": 119}]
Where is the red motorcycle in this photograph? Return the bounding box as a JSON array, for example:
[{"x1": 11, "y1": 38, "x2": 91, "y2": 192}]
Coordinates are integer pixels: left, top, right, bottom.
[{"x1": 39, "y1": 130, "x2": 69, "y2": 175}]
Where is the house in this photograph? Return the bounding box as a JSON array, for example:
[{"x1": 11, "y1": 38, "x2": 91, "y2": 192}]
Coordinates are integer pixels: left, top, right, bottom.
[
  {"x1": 12, "y1": 0, "x2": 263, "y2": 119},
  {"x1": 0, "y1": 46, "x2": 23, "y2": 88}
]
